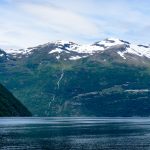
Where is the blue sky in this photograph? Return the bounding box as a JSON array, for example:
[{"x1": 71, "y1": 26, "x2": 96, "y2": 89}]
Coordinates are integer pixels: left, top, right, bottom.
[{"x1": 0, "y1": 0, "x2": 150, "y2": 49}]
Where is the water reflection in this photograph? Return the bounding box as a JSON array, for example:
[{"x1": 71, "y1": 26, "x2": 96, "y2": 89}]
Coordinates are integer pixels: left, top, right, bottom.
[{"x1": 1, "y1": 117, "x2": 150, "y2": 150}]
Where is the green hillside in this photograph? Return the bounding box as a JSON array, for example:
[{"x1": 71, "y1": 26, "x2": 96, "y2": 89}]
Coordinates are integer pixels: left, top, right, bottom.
[
  {"x1": 1, "y1": 41, "x2": 150, "y2": 116},
  {"x1": 0, "y1": 83, "x2": 31, "y2": 116}
]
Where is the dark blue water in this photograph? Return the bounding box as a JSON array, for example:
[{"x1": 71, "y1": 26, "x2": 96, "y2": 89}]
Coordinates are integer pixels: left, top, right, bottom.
[{"x1": 1, "y1": 117, "x2": 150, "y2": 150}]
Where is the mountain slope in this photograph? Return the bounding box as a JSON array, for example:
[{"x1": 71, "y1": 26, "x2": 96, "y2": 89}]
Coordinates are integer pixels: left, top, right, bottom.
[
  {"x1": 0, "y1": 83, "x2": 31, "y2": 116},
  {"x1": 1, "y1": 38, "x2": 150, "y2": 116}
]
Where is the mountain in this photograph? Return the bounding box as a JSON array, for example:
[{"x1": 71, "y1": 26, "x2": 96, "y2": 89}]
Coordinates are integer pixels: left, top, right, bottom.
[
  {"x1": 1, "y1": 38, "x2": 150, "y2": 116},
  {"x1": 3, "y1": 38, "x2": 150, "y2": 60},
  {"x1": 0, "y1": 83, "x2": 31, "y2": 116}
]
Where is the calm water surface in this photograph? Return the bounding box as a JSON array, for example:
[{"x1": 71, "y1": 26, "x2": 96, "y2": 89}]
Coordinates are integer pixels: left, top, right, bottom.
[{"x1": 1, "y1": 117, "x2": 150, "y2": 150}]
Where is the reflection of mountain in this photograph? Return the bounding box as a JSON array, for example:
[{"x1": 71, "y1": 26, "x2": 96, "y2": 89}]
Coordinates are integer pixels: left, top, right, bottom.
[
  {"x1": 0, "y1": 84, "x2": 31, "y2": 116},
  {"x1": 1, "y1": 38, "x2": 150, "y2": 116}
]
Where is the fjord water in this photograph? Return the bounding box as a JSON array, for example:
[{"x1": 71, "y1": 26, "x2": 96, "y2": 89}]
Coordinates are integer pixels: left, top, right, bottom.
[{"x1": 1, "y1": 118, "x2": 150, "y2": 150}]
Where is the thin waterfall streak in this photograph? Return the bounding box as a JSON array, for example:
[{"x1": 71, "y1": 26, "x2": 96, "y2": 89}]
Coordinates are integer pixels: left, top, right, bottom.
[
  {"x1": 47, "y1": 68, "x2": 64, "y2": 116},
  {"x1": 57, "y1": 69, "x2": 64, "y2": 89}
]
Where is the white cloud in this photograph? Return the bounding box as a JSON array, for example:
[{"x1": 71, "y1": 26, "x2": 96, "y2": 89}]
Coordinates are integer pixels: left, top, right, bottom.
[
  {"x1": 0, "y1": 0, "x2": 150, "y2": 49},
  {"x1": 20, "y1": 2, "x2": 99, "y2": 35}
]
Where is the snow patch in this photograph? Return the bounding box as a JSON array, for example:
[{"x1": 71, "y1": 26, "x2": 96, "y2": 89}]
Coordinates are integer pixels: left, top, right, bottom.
[
  {"x1": 69, "y1": 56, "x2": 82, "y2": 60},
  {"x1": 126, "y1": 44, "x2": 150, "y2": 58},
  {"x1": 69, "y1": 55, "x2": 88, "y2": 60},
  {"x1": 96, "y1": 38, "x2": 124, "y2": 47},
  {"x1": 0, "y1": 54, "x2": 4, "y2": 57},
  {"x1": 73, "y1": 45, "x2": 105, "y2": 54},
  {"x1": 49, "y1": 48, "x2": 63, "y2": 54},
  {"x1": 117, "y1": 51, "x2": 126, "y2": 59},
  {"x1": 56, "y1": 55, "x2": 60, "y2": 60}
]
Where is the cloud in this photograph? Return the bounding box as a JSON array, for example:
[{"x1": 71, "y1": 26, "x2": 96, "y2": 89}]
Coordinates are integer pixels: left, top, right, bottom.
[
  {"x1": 21, "y1": 2, "x2": 99, "y2": 35},
  {"x1": 0, "y1": 0, "x2": 150, "y2": 49}
]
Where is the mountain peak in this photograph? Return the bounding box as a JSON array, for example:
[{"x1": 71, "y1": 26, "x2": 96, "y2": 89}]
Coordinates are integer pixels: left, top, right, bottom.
[
  {"x1": 1, "y1": 38, "x2": 150, "y2": 60},
  {"x1": 53, "y1": 40, "x2": 78, "y2": 46}
]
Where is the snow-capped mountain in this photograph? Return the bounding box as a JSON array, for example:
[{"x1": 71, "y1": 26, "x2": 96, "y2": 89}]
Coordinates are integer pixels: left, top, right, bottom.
[
  {"x1": 1, "y1": 38, "x2": 150, "y2": 117},
  {"x1": 2, "y1": 38, "x2": 150, "y2": 61}
]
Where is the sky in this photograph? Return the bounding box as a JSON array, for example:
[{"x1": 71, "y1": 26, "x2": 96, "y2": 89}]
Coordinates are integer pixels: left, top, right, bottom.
[{"x1": 0, "y1": 0, "x2": 150, "y2": 49}]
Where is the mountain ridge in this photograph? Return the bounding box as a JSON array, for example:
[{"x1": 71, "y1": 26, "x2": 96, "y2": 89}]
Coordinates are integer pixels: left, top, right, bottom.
[
  {"x1": 1, "y1": 38, "x2": 150, "y2": 116},
  {"x1": 2, "y1": 38, "x2": 150, "y2": 61}
]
